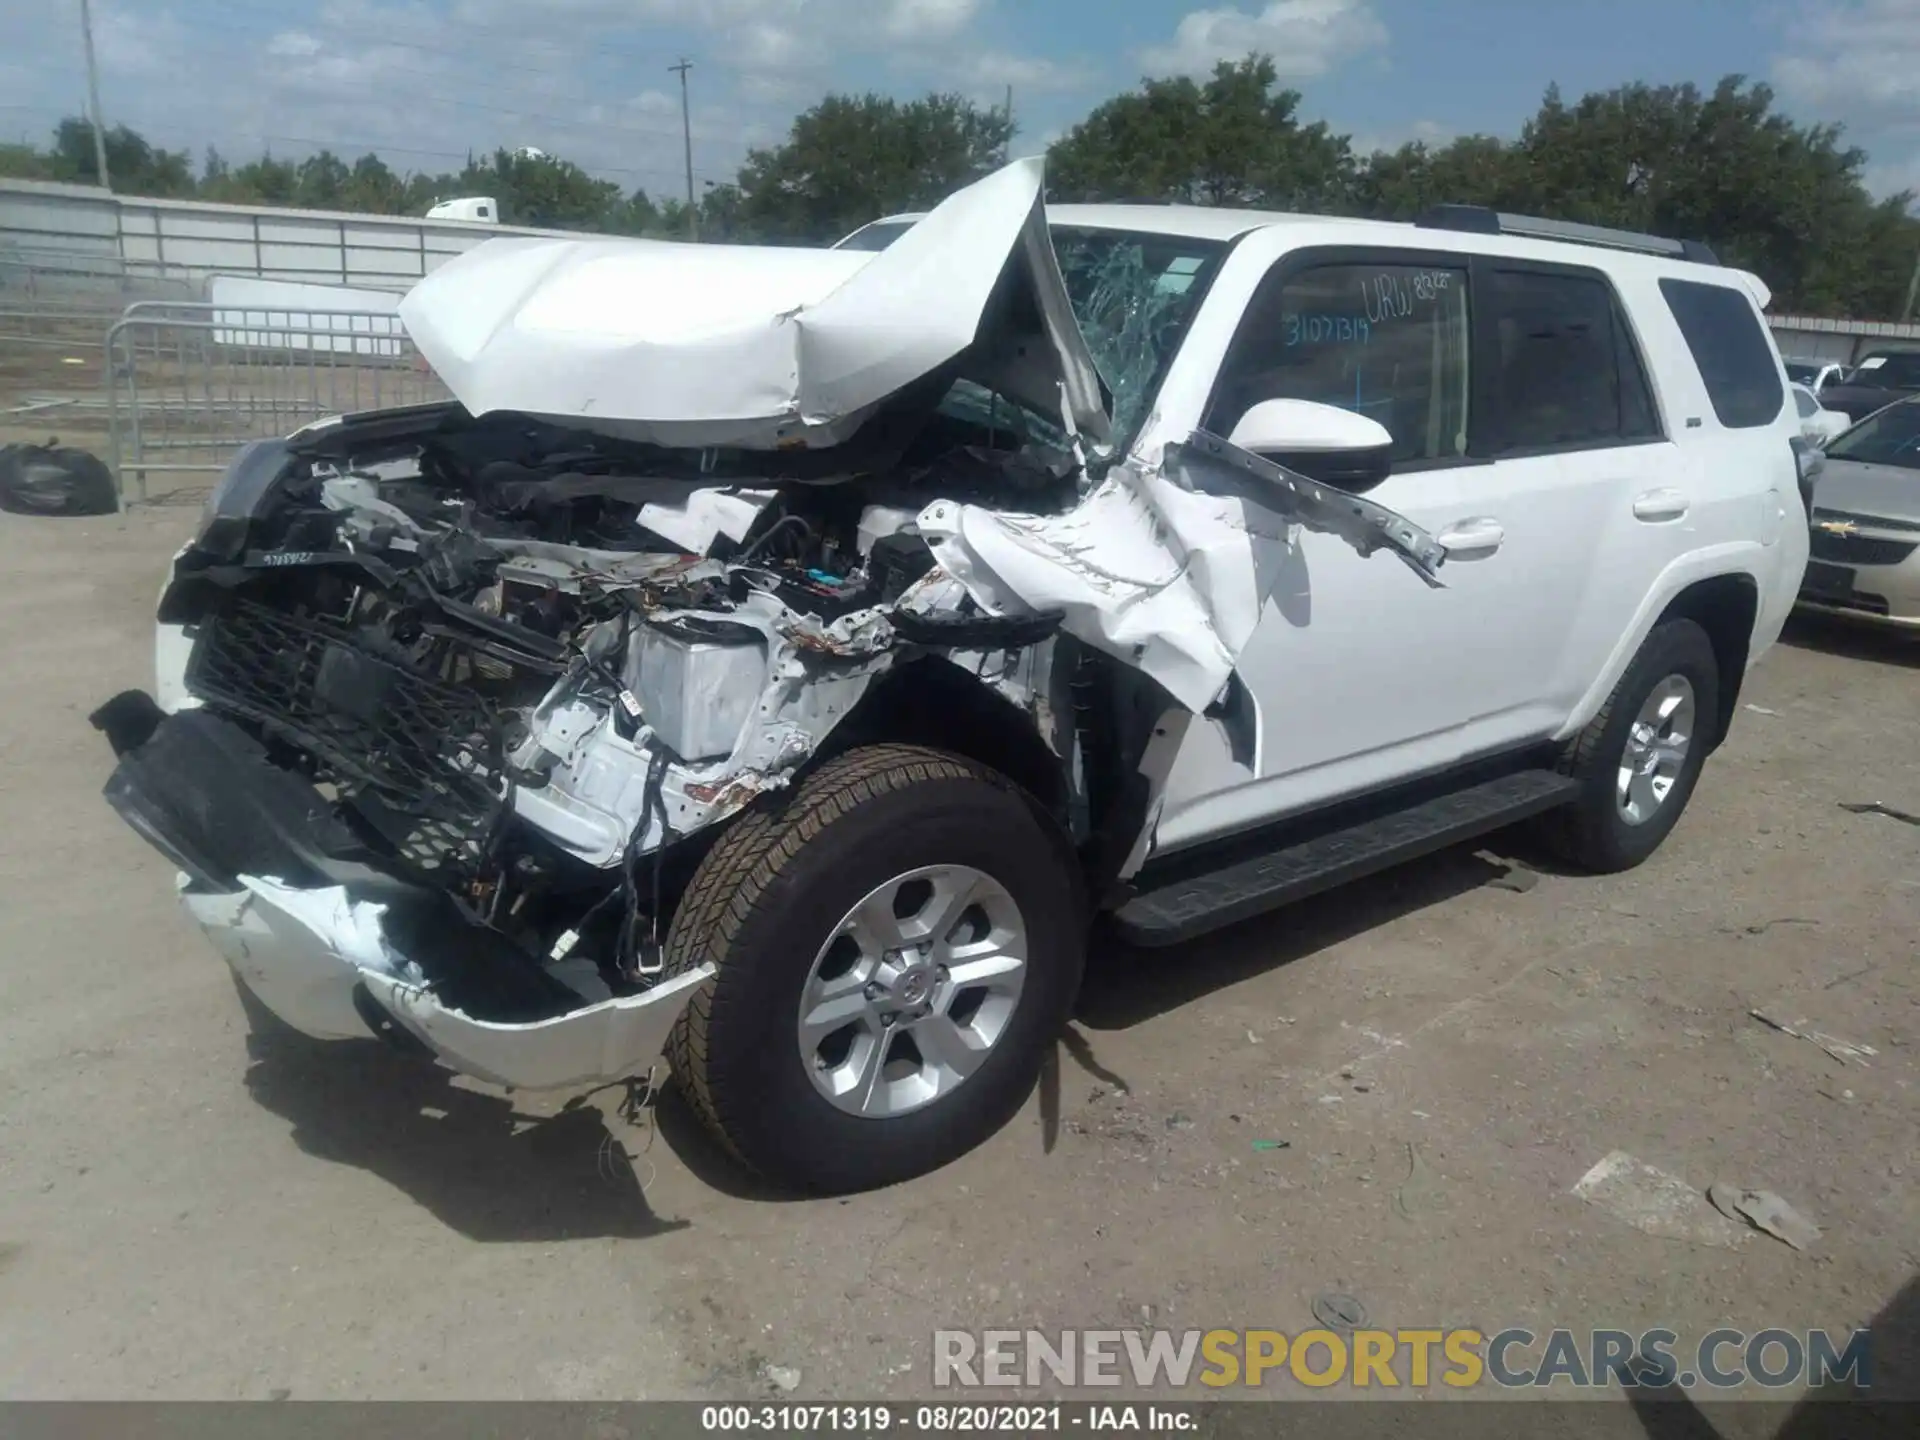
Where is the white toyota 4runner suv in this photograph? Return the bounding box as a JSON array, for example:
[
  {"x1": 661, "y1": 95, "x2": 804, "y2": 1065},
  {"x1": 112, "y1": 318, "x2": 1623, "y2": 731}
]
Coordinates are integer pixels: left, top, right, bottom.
[{"x1": 94, "y1": 161, "x2": 1808, "y2": 1193}]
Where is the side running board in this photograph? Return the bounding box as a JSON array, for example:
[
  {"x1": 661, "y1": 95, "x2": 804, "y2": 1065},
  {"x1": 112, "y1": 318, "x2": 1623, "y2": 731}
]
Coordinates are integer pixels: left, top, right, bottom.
[{"x1": 1113, "y1": 769, "x2": 1579, "y2": 947}]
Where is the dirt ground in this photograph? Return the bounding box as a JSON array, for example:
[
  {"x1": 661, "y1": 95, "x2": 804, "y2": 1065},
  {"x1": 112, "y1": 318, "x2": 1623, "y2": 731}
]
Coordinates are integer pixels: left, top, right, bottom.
[{"x1": 0, "y1": 502, "x2": 1913, "y2": 1409}]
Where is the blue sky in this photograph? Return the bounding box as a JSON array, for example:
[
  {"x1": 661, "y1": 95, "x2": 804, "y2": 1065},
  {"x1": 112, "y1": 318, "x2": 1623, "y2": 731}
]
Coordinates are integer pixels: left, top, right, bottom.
[{"x1": 3, "y1": 1, "x2": 1916, "y2": 197}]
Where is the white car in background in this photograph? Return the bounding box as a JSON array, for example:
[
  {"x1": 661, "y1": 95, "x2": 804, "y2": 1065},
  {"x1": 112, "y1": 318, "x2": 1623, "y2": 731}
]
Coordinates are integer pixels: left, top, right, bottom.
[
  {"x1": 1792, "y1": 382, "x2": 1851, "y2": 447},
  {"x1": 1783, "y1": 358, "x2": 1845, "y2": 393}
]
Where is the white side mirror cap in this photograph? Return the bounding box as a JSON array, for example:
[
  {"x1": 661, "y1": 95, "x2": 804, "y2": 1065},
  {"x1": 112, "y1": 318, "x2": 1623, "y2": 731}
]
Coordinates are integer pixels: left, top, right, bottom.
[
  {"x1": 1227, "y1": 398, "x2": 1394, "y2": 455},
  {"x1": 1225, "y1": 399, "x2": 1396, "y2": 494}
]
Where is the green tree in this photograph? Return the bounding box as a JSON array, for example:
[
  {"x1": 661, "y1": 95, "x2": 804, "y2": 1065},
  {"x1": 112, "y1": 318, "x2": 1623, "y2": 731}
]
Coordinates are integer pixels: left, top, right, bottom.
[
  {"x1": 231, "y1": 154, "x2": 298, "y2": 204},
  {"x1": 293, "y1": 150, "x2": 350, "y2": 209},
  {"x1": 1510, "y1": 77, "x2": 1916, "y2": 315},
  {"x1": 731, "y1": 92, "x2": 1015, "y2": 243},
  {"x1": 51, "y1": 117, "x2": 193, "y2": 194},
  {"x1": 1047, "y1": 56, "x2": 1354, "y2": 210},
  {"x1": 449, "y1": 149, "x2": 623, "y2": 229},
  {"x1": 1349, "y1": 76, "x2": 1919, "y2": 318},
  {"x1": 697, "y1": 182, "x2": 747, "y2": 241},
  {"x1": 341, "y1": 153, "x2": 409, "y2": 214},
  {"x1": 1350, "y1": 135, "x2": 1527, "y2": 218},
  {"x1": 0, "y1": 143, "x2": 52, "y2": 180}
]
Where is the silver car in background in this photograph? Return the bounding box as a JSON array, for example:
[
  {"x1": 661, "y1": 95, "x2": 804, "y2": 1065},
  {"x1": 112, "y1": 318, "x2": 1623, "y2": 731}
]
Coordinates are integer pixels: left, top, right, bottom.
[{"x1": 1798, "y1": 395, "x2": 1920, "y2": 628}]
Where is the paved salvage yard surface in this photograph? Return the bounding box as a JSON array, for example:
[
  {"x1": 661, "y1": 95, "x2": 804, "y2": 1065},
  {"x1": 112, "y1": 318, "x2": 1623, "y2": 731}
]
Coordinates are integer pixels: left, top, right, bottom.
[{"x1": 0, "y1": 504, "x2": 1913, "y2": 1403}]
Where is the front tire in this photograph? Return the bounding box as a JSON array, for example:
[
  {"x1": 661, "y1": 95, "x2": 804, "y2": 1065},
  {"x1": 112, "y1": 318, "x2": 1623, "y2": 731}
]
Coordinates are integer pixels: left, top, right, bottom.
[
  {"x1": 1536, "y1": 618, "x2": 1720, "y2": 873},
  {"x1": 663, "y1": 744, "x2": 1084, "y2": 1193}
]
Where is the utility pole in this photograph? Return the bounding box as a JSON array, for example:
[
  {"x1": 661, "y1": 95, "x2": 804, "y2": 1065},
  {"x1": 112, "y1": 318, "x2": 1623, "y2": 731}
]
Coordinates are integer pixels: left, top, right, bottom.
[
  {"x1": 77, "y1": 0, "x2": 111, "y2": 190},
  {"x1": 1003, "y1": 84, "x2": 1014, "y2": 162},
  {"x1": 669, "y1": 58, "x2": 697, "y2": 241},
  {"x1": 1903, "y1": 242, "x2": 1920, "y2": 324}
]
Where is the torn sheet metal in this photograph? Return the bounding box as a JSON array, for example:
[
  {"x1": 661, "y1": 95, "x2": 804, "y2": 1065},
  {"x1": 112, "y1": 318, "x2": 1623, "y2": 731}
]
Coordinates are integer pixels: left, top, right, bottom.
[
  {"x1": 919, "y1": 430, "x2": 1448, "y2": 713},
  {"x1": 400, "y1": 158, "x2": 1110, "y2": 451},
  {"x1": 358, "y1": 964, "x2": 714, "y2": 1091},
  {"x1": 183, "y1": 875, "x2": 419, "y2": 1041},
  {"x1": 185, "y1": 871, "x2": 714, "y2": 1091},
  {"x1": 1173, "y1": 432, "x2": 1449, "y2": 585},
  {"x1": 637, "y1": 487, "x2": 773, "y2": 554}
]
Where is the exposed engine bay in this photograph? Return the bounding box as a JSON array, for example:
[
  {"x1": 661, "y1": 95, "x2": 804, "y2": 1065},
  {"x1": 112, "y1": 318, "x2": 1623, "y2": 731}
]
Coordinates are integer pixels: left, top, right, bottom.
[{"x1": 120, "y1": 393, "x2": 1116, "y2": 1016}]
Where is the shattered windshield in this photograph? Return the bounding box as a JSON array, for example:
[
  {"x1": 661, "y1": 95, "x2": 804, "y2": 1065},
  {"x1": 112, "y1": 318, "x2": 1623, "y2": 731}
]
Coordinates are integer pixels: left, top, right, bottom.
[{"x1": 1053, "y1": 227, "x2": 1227, "y2": 447}]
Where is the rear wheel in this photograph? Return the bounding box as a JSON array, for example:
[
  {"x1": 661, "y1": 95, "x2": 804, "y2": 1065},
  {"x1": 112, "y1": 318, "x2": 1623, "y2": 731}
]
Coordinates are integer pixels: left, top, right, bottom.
[
  {"x1": 1535, "y1": 618, "x2": 1720, "y2": 872},
  {"x1": 663, "y1": 744, "x2": 1084, "y2": 1193}
]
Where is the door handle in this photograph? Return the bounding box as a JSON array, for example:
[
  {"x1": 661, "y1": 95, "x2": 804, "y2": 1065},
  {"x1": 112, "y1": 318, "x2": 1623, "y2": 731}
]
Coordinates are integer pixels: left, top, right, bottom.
[
  {"x1": 1632, "y1": 488, "x2": 1690, "y2": 522},
  {"x1": 1437, "y1": 517, "x2": 1505, "y2": 557}
]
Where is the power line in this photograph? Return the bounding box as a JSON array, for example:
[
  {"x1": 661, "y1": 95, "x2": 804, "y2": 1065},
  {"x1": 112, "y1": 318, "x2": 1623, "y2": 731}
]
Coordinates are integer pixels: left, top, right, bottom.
[
  {"x1": 76, "y1": 0, "x2": 110, "y2": 189},
  {"x1": 669, "y1": 58, "x2": 697, "y2": 240}
]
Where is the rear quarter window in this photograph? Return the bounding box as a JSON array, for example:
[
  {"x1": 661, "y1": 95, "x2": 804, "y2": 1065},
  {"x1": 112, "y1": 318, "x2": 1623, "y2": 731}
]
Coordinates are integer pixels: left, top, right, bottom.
[{"x1": 1658, "y1": 278, "x2": 1784, "y2": 429}]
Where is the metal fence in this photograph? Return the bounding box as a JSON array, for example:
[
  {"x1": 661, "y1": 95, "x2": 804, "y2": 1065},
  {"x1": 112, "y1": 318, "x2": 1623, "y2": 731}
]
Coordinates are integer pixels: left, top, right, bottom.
[
  {"x1": 2, "y1": 257, "x2": 206, "y2": 467},
  {"x1": 103, "y1": 301, "x2": 449, "y2": 503}
]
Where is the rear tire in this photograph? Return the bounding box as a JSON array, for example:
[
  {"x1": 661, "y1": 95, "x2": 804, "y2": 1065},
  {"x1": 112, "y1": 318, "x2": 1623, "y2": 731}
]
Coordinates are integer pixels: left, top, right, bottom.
[
  {"x1": 663, "y1": 744, "x2": 1084, "y2": 1193},
  {"x1": 1535, "y1": 619, "x2": 1720, "y2": 873}
]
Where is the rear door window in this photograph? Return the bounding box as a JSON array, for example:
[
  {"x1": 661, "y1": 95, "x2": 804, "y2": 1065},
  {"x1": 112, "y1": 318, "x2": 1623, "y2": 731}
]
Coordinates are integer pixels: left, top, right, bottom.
[
  {"x1": 1482, "y1": 266, "x2": 1660, "y2": 454},
  {"x1": 1659, "y1": 278, "x2": 1784, "y2": 428}
]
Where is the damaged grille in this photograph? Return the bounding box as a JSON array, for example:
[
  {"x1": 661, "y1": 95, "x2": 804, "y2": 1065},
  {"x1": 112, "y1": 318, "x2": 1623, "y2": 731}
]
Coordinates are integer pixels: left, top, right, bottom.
[{"x1": 187, "y1": 598, "x2": 503, "y2": 873}]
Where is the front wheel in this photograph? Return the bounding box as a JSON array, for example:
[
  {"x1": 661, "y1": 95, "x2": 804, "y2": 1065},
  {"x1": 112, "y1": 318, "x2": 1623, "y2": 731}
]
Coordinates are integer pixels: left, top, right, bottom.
[
  {"x1": 663, "y1": 744, "x2": 1085, "y2": 1193},
  {"x1": 1535, "y1": 618, "x2": 1721, "y2": 873}
]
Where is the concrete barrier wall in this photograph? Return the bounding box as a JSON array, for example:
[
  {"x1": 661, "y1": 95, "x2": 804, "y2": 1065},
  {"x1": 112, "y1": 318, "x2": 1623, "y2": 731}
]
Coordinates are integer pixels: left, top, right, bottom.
[
  {"x1": 0, "y1": 177, "x2": 582, "y2": 294},
  {"x1": 1769, "y1": 314, "x2": 1920, "y2": 366}
]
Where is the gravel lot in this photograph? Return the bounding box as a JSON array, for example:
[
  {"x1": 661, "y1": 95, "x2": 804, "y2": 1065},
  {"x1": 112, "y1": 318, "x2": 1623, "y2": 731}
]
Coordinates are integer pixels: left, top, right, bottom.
[{"x1": 0, "y1": 503, "x2": 1913, "y2": 1407}]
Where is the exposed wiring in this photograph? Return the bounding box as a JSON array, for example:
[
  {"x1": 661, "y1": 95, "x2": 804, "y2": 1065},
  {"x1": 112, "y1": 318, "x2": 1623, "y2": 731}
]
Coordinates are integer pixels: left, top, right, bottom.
[
  {"x1": 608, "y1": 745, "x2": 673, "y2": 979},
  {"x1": 736, "y1": 514, "x2": 814, "y2": 565}
]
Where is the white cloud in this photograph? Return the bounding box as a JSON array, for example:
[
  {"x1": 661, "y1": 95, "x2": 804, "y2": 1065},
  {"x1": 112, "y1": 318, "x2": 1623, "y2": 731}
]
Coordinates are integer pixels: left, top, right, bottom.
[
  {"x1": 883, "y1": 0, "x2": 982, "y2": 40},
  {"x1": 90, "y1": 5, "x2": 193, "y2": 79},
  {"x1": 0, "y1": 0, "x2": 1044, "y2": 198},
  {"x1": 1140, "y1": 0, "x2": 1388, "y2": 80},
  {"x1": 266, "y1": 31, "x2": 324, "y2": 59},
  {"x1": 735, "y1": 21, "x2": 824, "y2": 71},
  {"x1": 944, "y1": 50, "x2": 1098, "y2": 101},
  {"x1": 956, "y1": 53, "x2": 1091, "y2": 95},
  {"x1": 1772, "y1": 0, "x2": 1920, "y2": 196}
]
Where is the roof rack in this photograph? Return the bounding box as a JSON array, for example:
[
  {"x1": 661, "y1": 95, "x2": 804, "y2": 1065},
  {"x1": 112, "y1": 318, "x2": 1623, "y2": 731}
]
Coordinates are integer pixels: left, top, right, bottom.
[{"x1": 1413, "y1": 204, "x2": 1720, "y2": 265}]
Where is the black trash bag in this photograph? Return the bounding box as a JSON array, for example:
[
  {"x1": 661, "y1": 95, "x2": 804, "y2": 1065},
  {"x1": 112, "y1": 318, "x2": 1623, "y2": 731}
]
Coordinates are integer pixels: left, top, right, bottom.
[{"x1": 0, "y1": 440, "x2": 119, "y2": 517}]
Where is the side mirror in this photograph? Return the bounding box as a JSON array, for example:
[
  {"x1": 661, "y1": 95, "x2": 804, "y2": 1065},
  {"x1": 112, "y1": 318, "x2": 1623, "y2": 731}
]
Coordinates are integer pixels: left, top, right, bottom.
[{"x1": 1226, "y1": 398, "x2": 1395, "y2": 493}]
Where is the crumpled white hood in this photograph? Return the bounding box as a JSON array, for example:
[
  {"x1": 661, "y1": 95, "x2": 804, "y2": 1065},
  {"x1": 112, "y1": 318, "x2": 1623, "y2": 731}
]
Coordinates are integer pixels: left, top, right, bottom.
[
  {"x1": 401, "y1": 158, "x2": 1448, "y2": 718},
  {"x1": 400, "y1": 157, "x2": 1108, "y2": 451}
]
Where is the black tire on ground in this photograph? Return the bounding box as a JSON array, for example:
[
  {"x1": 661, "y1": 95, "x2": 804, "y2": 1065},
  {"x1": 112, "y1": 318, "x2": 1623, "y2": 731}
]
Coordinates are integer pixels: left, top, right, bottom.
[
  {"x1": 1534, "y1": 618, "x2": 1721, "y2": 873},
  {"x1": 662, "y1": 744, "x2": 1085, "y2": 1193}
]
